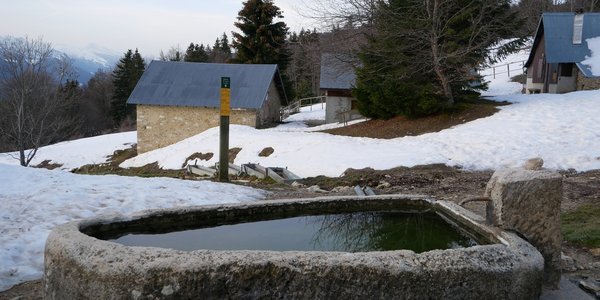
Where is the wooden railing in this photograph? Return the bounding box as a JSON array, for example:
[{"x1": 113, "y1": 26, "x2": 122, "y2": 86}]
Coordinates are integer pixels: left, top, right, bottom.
[
  {"x1": 487, "y1": 60, "x2": 526, "y2": 79},
  {"x1": 280, "y1": 96, "x2": 326, "y2": 120}
]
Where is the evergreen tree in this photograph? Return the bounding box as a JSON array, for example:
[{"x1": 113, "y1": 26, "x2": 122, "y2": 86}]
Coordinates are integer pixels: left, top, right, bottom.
[
  {"x1": 219, "y1": 32, "x2": 231, "y2": 56},
  {"x1": 211, "y1": 33, "x2": 232, "y2": 63},
  {"x1": 354, "y1": 0, "x2": 524, "y2": 118},
  {"x1": 232, "y1": 0, "x2": 289, "y2": 66},
  {"x1": 232, "y1": 0, "x2": 293, "y2": 98},
  {"x1": 287, "y1": 28, "x2": 321, "y2": 99},
  {"x1": 111, "y1": 48, "x2": 145, "y2": 126},
  {"x1": 184, "y1": 43, "x2": 209, "y2": 62}
]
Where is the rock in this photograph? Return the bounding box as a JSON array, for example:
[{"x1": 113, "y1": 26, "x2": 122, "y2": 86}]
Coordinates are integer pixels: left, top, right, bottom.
[
  {"x1": 291, "y1": 181, "x2": 305, "y2": 188},
  {"x1": 561, "y1": 253, "x2": 577, "y2": 272},
  {"x1": 307, "y1": 185, "x2": 328, "y2": 193},
  {"x1": 485, "y1": 167, "x2": 562, "y2": 287},
  {"x1": 579, "y1": 279, "x2": 600, "y2": 294},
  {"x1": 377, "y1": 181, "x2": 391, "y2": 189},
  {"x1": 523, "y1": 158, "x2": 544, "y2": 170},
  {"x1": 589, "y1": 248, "x2": 600, "y2": 257},
  {"x1": 331, "y1": 186, "x2": 352, "y2": 193},
  {"x1": 258, "y1": 147, "x2": 274, "y2": 157}
]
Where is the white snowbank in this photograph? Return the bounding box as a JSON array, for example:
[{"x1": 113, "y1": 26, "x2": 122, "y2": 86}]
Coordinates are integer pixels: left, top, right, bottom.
[
  {"x1": 582, "y1": 36, "x2": 600, "y2": 76},
  {"x1": 0, "y1": 164, "x2": 265, "y2": 291},
  {"x1": 122, "y1": 90, "x2": 600, "y2": 177},
  {"x1": 283, "y1": 103, "x2": 326, "y2": 122},
  {"x1": 480, "y1": 43, "x2": 530, "y2": 96},
  {"x1": 0, "y1": 131, "x2": 136, "y2": 170}
]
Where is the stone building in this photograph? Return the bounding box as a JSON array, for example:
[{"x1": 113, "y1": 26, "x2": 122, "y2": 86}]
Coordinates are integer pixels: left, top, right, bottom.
[
  {"x1": 524, "y1": 12, "x2": 600, "y2": 94},
  {"x1": 127, "y1": 61, "x2": 287, "y2": 153},
  {"x1": 319, "y1": 53, "x2": 364, "y2": 124}
]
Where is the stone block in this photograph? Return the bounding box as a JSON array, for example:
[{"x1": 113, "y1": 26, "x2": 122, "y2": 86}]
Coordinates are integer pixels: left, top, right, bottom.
[{"x1": 485, "y1": 168, "x2": 562, "y2": 288}]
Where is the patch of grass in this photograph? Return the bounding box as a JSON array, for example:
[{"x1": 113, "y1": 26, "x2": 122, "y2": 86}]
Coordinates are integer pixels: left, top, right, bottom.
[
  {"x1": 182, "y1": 152, "x2": 214, "y2": 168},
  {"x1": 35, "y1": 160, "x2": 63, "y2": 170},
  {"x1": 323, "y1": 98, "x2": 507, "y2": 139},
  {"x1": 510, "y1": 74, "x2": 527, "y2": 84},
  {"x1": 562, "y1": 204, "x2": 600, "y2": 248},
  {"x1": 73, "y1": 162, "x2": 186, "y2": 178},
  {"x1": 72, "y1": 145, "x2": 186, "y2": 178}
]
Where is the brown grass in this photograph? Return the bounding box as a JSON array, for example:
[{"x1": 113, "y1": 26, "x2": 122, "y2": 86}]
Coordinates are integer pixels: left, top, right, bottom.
[{"x1": 322, "y1": 99, "x2": 509, "y2": 139}]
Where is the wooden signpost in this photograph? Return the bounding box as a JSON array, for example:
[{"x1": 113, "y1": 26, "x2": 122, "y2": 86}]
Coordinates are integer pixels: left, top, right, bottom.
[{"x1": 219, "y1": 77, "x2": 230, "y2": 182}]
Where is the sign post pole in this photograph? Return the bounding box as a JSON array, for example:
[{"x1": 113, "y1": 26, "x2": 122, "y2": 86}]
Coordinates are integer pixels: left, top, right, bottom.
[{"x1": 219, "y1": 77, "x2": 231, "y2": 182}]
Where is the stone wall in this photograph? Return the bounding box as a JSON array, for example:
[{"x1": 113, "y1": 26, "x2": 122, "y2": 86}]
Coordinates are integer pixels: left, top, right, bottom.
[
  {"x1": 136, "y1": 105, "x2": 257, "y2": 154},
  {"x1": 325, "y1": 96, "x2": 363, "y2": 124},
  {"x1": 257, "y1": 81, "x2": 282, "y2": 126},
  {"x1": 577, "y1": 71, "x2": 600, "y2": 91}
]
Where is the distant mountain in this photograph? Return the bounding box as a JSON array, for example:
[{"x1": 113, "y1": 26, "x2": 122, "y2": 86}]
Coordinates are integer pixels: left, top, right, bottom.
[
  {"x1": 55, "y1": 43, "x2": 121, "y2": 84},
  {"x1": 0, "y1": 36, "x2": 120, "y2": 84}
]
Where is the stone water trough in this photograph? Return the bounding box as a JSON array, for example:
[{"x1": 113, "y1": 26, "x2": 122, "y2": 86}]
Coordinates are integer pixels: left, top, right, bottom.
[{"x1": 44, "y1": 190, "x2": 547, "y2": 299}]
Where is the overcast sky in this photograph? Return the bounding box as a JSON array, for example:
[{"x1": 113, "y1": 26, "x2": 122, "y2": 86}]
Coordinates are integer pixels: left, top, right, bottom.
[{"x1": 0, "y1": 0, "x2": 316, "y2": 57}]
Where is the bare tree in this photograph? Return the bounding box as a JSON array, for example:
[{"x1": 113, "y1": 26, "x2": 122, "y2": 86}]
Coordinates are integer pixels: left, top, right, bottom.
[
  {"x1": 300, "y1": 0, "x2": 378, "y2": 29},
  {"x1": 159, "y1": 45, "x2": 183, "y2": 62},
  {"x1": 0, "y1": 36, "x2": 78, "y2": 166}
]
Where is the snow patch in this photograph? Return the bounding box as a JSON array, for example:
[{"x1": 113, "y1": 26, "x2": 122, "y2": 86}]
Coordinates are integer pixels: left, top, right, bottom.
[
  {"x1": 582, "y1": 37, "x2": 600, "y2": 76},
  {"x1": 0, "y1": 165, "x2": 265, "y2": 291},
  {"x1": 0, "y1": 131, "x2": 136, "y2": 170}
]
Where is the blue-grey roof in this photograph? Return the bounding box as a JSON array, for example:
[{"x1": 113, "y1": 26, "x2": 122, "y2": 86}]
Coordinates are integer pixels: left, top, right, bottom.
[
  {"x1": 127, "y1": 61, "x2": 287, "y2": 109},
  {"x1": 525, "y1": 13, "x2": 600, "y2": 70},
  {"x1": 319, "y1": 53, "x2": 357, "y2": 90}
]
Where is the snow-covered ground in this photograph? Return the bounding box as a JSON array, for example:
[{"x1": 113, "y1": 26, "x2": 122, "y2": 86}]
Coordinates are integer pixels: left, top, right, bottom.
[
  {"x1": 0, "y1": 164, "x2": 265, "y2": 291},
  {"x1": 0, "y1": 131, "x2": 136, "y2": 170},
  {"x1": 121, "y1": 90, "x2": 600, "y2": 177},
  {"x1": 480, "y1": 41, "x2": 531, "y2": 96},
  {"x1": 2, "y1": 42, "x2": 600, "y2": 291}
]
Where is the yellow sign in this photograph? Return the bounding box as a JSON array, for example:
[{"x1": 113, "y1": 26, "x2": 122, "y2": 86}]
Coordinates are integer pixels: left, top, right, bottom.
[{"x1": 220, "y1": 88, "x2": 230, "y2": 116}]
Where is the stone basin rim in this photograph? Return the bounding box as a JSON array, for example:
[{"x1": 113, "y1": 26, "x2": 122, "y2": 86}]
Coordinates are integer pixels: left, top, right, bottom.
[{"x1": 44, "y1": 194, "x2": 545, "y2": 299}]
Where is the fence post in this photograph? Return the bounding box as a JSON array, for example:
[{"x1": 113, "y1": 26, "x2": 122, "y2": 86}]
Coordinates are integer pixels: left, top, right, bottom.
[
  {"x1": 507, "y1": 64, "x2": 510, "y2": 78},
  {"x1": 493, "y1": 67, "x2": 496, "y2": 79}
]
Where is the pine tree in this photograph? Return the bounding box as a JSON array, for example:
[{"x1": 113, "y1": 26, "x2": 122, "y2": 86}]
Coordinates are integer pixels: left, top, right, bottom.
[
  {"x1": 211, "y1": 33, "x2": 232, "y2": 63},
  {"x1": 354, "y1": 0, "x2": 525, "y2": 118},
  {"x1": 287, "y1": 28, "x2": 320, "y2": 99},
  {"x1": 232, "y1": 0, "x2": 289, "y2": 67},
  {"x1": 111, "y1": 49, "x2": 146, "y2": 126},
  {"x1": 232, "y1": 0, "x2": 293, "y2": 98},
  {"x1": 184, "y1": 43, "x2": 209, "y2": 62}
]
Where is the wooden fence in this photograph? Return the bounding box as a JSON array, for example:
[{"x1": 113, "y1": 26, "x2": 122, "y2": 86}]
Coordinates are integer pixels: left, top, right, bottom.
[{"x1": 280, "y1": 96, "x2": 326, "y2": 120}]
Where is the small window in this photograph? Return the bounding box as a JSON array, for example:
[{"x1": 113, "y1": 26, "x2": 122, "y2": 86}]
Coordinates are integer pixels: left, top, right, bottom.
[
  {"x1": 560, "y1": 63, "x2": 573, "y2": 77},
  {"x1": 351, "y1": 100, "x2": 358, "y2": 110}
]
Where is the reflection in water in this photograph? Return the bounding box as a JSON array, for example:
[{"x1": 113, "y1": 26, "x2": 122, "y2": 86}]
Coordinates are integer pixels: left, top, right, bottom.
[
  {"x1": 310, "y1": 211, "x2": 477, "y2": 253},
  {"x1": 109, "y1": 211, "x2": 477, "y2": 253}
]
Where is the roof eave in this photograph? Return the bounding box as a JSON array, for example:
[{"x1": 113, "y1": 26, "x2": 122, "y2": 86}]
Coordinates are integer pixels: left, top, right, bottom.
[{"x1": 525, "y1": 16, "x2": 545, "y2": 68}]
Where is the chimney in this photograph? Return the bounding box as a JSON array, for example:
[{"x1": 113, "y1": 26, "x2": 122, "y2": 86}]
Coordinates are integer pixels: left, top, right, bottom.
[{"x1": 573, "y1": 13, "x2": 584, "y2": 45}]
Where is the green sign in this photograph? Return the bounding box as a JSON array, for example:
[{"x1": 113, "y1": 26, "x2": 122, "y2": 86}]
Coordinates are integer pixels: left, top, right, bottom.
[{"x1": 221, "y1": 77, "x2": 231, "y2": 89}]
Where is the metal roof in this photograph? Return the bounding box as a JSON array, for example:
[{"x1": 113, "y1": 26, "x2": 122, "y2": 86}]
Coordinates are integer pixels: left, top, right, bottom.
[
  {"x1": 319, "y1": 53, "x2": 357, "y2": 90},
  {"x1": 127, "y1": 61, "x2": 286, "y2": 109},
  {"x1": 525, "y1": 13, "x2": 600, "y2": 68}
]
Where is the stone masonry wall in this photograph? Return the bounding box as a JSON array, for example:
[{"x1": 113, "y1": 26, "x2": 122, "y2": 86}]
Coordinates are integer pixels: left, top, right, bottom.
[
  {"x1": 577, "y1": 71, "x2": 600, "y2": 91},
  {"x1": 256, "y1": 81, "x2": 282, "y2": 126},
  {"x1": 136, "y1": 105, "x2": 257, "y2": 154}
]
